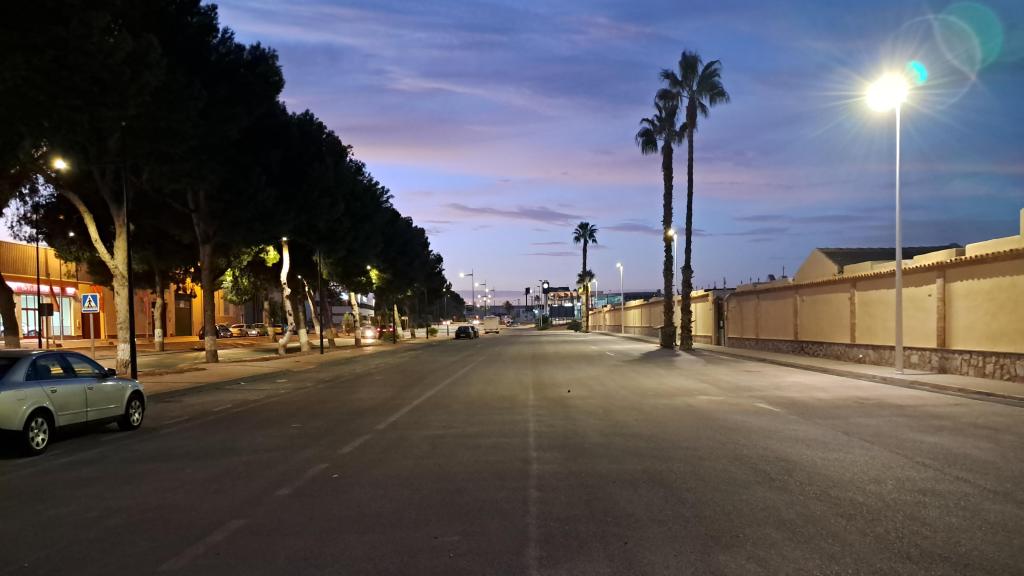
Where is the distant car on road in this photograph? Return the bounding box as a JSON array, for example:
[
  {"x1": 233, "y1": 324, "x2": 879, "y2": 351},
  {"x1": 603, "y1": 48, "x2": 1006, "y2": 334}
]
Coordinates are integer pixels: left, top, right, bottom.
[
  {"x1": 454, "y1": 325, "x2": 475, "y2": 340},
  {"x1": 358, "y1": 325, "x2": 377, "y2": 341},
  {"x1": 376, "y1": 324, "x2": 396, "y2": 339},
  {"x1": 0, "y1": 350, "x2": 146, "y2": 456},
  {"x1": 198, "y1": 324, "x2": 232, "y2": 339}
]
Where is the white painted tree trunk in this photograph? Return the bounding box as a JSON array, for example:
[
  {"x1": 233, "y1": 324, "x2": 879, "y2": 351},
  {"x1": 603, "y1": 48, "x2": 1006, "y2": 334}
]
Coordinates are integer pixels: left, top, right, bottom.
[
  {"x1": 393, "y1": 303, "x2": 402, "y2": 341},
  {"x1": 263, "y1": 295, "x2": 274, "y2": 343},
  {"x1": 153, "y1": 273, "x2": 165, "y2": 352},
  {"x1": 277, "y1": 241, "x2": 295, "y2": 356},
  {"x1": 351, "y1": 292, "x2": 361, "y2": 346},
  {"x1": 296, "y1": 292, "x2": 310, "y2": 352},
  {"x1": 0, "y1": 272, "x2": 21, "y2": 348}
]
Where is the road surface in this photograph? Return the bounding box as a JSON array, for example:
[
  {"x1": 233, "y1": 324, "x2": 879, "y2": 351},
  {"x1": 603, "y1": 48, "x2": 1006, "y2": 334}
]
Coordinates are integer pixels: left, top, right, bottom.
[{"x1": 1, "y1": 329, "x2": 1021, "y2": 575}]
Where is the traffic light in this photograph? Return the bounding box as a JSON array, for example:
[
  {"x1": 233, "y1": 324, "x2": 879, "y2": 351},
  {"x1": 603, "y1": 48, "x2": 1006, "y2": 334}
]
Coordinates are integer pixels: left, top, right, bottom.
[{"x1": 541, "y1": 281, "x2": 550, "y2": 294}]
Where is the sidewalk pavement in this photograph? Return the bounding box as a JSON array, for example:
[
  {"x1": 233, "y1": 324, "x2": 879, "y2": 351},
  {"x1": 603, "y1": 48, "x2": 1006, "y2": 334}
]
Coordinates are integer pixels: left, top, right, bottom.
[
  {"x1": 594, "y1": 331, "x2": 1024, "y2": 403},
  {"x1": 136, "y1": 334, "x2": 445, "y2": 396}
]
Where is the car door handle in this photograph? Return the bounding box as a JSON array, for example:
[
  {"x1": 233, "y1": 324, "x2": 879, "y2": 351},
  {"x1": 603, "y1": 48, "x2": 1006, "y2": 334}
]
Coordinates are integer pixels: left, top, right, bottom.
[
  {"x1": 87, "y1": 385, "x2": 95, "y2": 390},
  {"x1": 49, "y1": 387, "x2": 57, "y2": 393}
]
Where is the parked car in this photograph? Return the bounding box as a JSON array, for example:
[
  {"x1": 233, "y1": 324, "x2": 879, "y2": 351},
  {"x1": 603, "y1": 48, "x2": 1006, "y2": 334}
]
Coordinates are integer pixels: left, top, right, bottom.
[
  {"x1": 228, "y1": 323, "x2": 248, "y2": 337},
  {"x1": 376, "y1": 324, "x2": 396, "y2": 339},
  {"x1": 0, "y1": 350, "x2": 146, "y2": 456},
  {"x1": 454, "y1": 325, "x2": 475, "y2": 340},
  {"x1": 251, "y1": 323, "x2": 270, "y2": 336},
  {"x1": 198, "y1": 323, "x2": 233, "y2": 339},
  {"x1": 272, "y1": 324, "x2": 284, "y2": 336}
]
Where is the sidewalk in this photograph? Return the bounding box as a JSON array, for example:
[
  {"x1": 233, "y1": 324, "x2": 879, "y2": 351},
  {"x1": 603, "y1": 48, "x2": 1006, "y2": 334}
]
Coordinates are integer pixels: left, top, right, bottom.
[
  {"x1": 593, "y1": 331, "x2": 1024, "y2": 403},
  {"x1": 138, "y1": 334, "x2": 446, "y2": 396}
]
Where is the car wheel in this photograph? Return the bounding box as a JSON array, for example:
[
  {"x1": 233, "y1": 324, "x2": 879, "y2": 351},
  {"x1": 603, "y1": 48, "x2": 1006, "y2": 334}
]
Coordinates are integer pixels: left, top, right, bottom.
[
  {"x1": 118, "y1": 393, "x2": 145, "y2": 431},
  {"x1": 22, "y1": 410, "x2": 53, "y2": 456}
]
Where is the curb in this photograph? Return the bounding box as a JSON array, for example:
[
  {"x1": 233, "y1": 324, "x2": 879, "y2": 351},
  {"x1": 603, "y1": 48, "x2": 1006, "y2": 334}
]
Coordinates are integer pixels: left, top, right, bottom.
[
  {"x1": 147, "y1": 337, "x2": 448, "y2": 398},
  {"x1": 701, "y1": 348, "x2": 1024, "y2": 404},
  {"x1": 592, "y1": 330, "x2": 1024, "y2": 405}
]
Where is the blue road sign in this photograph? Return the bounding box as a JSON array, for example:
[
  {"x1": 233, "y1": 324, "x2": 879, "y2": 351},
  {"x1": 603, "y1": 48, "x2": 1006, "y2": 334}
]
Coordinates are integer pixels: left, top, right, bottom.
[{"x1": 81, "y1": 293, "x2": 100, "y2": 314}]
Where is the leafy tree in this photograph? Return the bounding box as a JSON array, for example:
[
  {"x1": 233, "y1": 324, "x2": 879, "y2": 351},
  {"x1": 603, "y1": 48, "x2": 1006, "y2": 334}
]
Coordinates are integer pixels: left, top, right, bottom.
[
  {"x1": 636, "y1": 101, "x2": 684, "y2": 348},
  {"x1": 658, "y1": 51, "x2": 730, "y2": 350},
  {"x1": 572, "y1": 222, "x2": 599, "y2": 333}
]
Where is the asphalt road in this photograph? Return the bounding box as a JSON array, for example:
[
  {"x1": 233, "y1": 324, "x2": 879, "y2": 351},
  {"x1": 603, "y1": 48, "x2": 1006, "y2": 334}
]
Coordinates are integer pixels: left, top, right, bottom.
[{"x1": 1, "y1": 329, "x2": 1022, "y2": 575}]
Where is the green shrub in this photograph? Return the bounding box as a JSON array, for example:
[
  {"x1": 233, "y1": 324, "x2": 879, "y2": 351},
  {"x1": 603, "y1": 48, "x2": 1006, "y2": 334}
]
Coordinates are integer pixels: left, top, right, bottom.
[{"x1": 567, "y1": 320, "x2": 582, "y2": 331}]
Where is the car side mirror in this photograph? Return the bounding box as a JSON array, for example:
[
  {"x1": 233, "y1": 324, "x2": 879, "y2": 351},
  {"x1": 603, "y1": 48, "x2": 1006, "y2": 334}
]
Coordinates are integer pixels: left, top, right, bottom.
[{"x1": 103, "y1": 368, "x2": 117, "y2": 378}]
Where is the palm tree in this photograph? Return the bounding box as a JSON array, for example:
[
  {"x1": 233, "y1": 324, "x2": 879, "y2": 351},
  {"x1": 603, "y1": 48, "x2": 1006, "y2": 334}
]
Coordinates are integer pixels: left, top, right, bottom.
[
  {"x1": 576, "y1": 268, "x2": 595, "y2": 327},
  {"x1": 658, "y1": 50, "x2": 730, "y2": 350},
  {"x1": 635, "y1": 101, "x2": 684, "y2": 349},
  {"x1": 572, "y1": 222, "x2": 598, "y2": 332}
]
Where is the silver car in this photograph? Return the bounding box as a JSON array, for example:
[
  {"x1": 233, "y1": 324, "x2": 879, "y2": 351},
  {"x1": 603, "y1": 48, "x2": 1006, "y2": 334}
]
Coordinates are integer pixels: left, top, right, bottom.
[{"x1": 0, "y1": 350, "x2": 146, "y2": 456}]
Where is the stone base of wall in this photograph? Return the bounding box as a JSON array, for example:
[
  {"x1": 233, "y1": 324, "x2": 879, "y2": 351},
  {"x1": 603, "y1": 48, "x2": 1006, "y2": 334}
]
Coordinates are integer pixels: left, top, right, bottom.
[
  {"x1": 726, "y1": 337, "x2": 1024, "y2": 383},
  {"x1": 694, "y1": 335, "x2": 712, "y2": 345}
]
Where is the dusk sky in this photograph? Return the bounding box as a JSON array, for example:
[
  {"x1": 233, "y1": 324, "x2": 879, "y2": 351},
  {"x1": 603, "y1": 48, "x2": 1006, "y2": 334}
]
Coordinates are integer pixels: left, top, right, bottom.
[{"x1": 219, "y1": 1, "x2": 1023, "y2": 298}]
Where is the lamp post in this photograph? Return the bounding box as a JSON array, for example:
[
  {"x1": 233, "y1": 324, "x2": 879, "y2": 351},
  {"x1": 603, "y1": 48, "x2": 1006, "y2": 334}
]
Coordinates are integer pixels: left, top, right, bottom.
[
  {"x1": 459, "y1": 270, "x2": 474, "y2": 317},
  {"x1": 668, "y1": 228, "x2": 678, "y2": 294},
  {"x1": 616, "y1": 262, "x2": 624, "y2": 334},
  {"x1": 866, "y1": 72, "x2": 910, "y2": 373}
]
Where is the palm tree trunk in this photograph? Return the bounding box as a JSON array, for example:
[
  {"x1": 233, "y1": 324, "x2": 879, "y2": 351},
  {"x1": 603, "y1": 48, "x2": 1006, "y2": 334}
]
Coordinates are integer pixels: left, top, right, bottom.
[
  {"x1": 660, "y1": 143, "x2": 675, "y2": 348},
  {"x1": 680, "y1": 120, "x2": 696, "y2": 351},
  {"x1": 581, "y1": 241, "x2": 589, "y2": 332}
]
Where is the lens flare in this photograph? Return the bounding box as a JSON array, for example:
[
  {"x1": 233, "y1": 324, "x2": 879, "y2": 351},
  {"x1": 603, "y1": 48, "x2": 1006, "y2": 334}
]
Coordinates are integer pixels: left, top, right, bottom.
[{"x1": 906, "y1": 60, "x2": 928, "y2": 85}]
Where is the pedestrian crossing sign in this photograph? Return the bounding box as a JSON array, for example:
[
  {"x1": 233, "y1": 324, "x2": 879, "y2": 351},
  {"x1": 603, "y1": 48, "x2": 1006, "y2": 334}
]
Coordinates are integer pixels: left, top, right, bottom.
[{"x1": 81, "y1": 293, "x2": 100, "y2": 314}]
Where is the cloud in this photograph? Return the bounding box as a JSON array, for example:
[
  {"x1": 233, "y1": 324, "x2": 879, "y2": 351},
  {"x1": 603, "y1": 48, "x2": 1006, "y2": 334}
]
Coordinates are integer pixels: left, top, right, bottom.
[
  {"x1": 604, "y1": 221, "x2": 709, "y2": 237},
  {"x1": 446, "y1": 203, "x2": 579, "y2": 225},
  {"x1": 525, "y1": 251, "x2": 576, "y2": 257},
  {"x1": 718, "y1": 226, "x2": 790, "y2": 237},
  {"x1": 531, "y1": 241, "x2": 565, "y2": 246}
]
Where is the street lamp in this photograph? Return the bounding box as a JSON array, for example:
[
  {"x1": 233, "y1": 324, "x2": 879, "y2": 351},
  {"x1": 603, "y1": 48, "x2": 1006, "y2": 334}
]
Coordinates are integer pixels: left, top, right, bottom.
[
  {"x1": 668, "y1": 228, "x2": 678, "y2": 294},
  {"x1": 866, "y1": 71, "x2": 910, "y2": 373},
  {"x1": 616, "y1": 262, "x2": 624, "y2": 334},
  {"x1": 460, "y1": 270, "x2": 475, "y2": 317}
]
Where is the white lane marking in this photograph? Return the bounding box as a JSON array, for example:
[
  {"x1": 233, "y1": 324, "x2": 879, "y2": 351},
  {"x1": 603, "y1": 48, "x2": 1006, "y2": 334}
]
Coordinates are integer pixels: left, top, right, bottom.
[
  {"x1": 275, "y1": 463, "x2": 330, "y2": 496},
  {"x1": 159, "y1": 519, "x2": 248, "y2": 571},
  {"x1": 605, "y1": 352, "x2": 615, "y2": 356},
  {"x1": 211, "y1": 404, "x2": 233, "y2": 412},
  {"x1": 162, "y1": 416, "x2": 190, "y2": 425},
  {"x1": 526, "y1": 378, "x2": 539, "y2": 576},
  {"x1": 339, "y1": 434, "x2": 372, "y2": 454},
  {"x1": 375, "y1": 357, "x2": 485, "y2": 430},
  {"x1": 753, "y1": 402, "x2": 781, "y2": 412}
]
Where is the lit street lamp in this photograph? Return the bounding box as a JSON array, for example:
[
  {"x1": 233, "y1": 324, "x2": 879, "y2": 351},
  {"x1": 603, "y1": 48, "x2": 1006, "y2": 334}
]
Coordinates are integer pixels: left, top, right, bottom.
[
  {"x1": 616, "y1": 262, "x2": 624, "y2": 334},
  {"x1": 460, "y1": 270, "x2": 475, "y2": 317},
  {"x1": 866, "y1": 71, "x2": 910, "y2": 373},
  {"x1": 668, "y1": 228, "x2": 678, "y2": 294}
]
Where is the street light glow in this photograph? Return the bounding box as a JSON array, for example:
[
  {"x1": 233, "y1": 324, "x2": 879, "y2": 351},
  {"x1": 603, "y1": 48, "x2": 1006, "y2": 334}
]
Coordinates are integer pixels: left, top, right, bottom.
[
  {"x1": 667, "y1": 228, "x2": 676, "y2": 237},
  {"x1": 616, "y1": 262, "x2": 622, "y2": 269},
  {"x1": 52, "y1": 157, "x2": 69, "y2": 172},
  {"x1": 866, "y1": 73, "x2": 909, "y2": 112}
]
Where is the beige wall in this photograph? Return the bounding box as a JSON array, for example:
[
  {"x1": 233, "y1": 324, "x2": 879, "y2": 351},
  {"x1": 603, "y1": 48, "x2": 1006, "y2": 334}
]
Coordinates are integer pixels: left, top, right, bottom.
[
  {"x1": 797, "y1": 284, "x2": 849, "y2": 343},
  {"x1": 725, "y1": 249, "x2": 1023, "y2": 354},
  {"x1": 946, "y1": 258, "x2": 1024, "y2": 353},
  {"x1": 855, "y1": 272, "x2": 936, "y2": 348},
  {"x1": 757, "y1": 291, "x2": 795, "y2": 340}
]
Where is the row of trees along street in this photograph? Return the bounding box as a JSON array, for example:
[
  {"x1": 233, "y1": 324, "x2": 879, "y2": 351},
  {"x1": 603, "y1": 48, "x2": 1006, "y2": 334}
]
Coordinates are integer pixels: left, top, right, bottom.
[{"x1": 0, "y1": 0, "x2": 464, "y2": 373}]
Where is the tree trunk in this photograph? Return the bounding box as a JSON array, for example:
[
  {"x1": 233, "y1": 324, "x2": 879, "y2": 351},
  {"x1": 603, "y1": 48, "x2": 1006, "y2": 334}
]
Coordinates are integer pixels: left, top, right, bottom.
[
  {"x1": 302, "y1": 280, "x2": 320, "y2": 341},
  {"x1": 199, "y1": 242, "x2": 218, "y2": 363},
  {"x1": 661, "y1": 141, "x2": 676, "y2": 349},
  {"x1": 408, "y1": 298, "x2": 417, "y2": 339},
  {"x1": 319, "y1": 282, "x2": 336, "y2": 348},
  {"x1": 277, "y1": 242, "x2": 295, "y2": 355},
  {"x1": 295, "y1": 286, "x2": 310, "y2": 352},
  {"x1": 58, "y1": 188, "x2": 131, "y2": 373},
  {"x1": 263, "y1": 293, "x2": 273, "y2": 343},
  {"x1": 582, "y1": 242, "x2": 589, "y2": 332},
  {"x1": 351, "y1": 292, "x2": 361, "y2": 346},
  {"x1": 393, "y1": 303, "x2": 402, "y2": 341},
  {"x1": 679, "y1": 113, "x2": 696, "y2": 351},
  {"x1": 0, "y1": 272, "x2": 20, "y2": 348},
  {"x1": 153, "y1": 269, "x2": 165, "y2": 352}
]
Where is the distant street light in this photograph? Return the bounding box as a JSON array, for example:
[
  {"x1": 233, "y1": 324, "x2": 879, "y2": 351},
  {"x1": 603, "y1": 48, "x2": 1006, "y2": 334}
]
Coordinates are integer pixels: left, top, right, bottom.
[
  {"x1": 460, "y1": 270, "x2": 475, "y2": 316},
  {"x1": 866, "y1": 71, "x2": 910, "y2": 373},
  {"x1": 616, "y1": 262, "x2": 624, "y2": 334}
]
